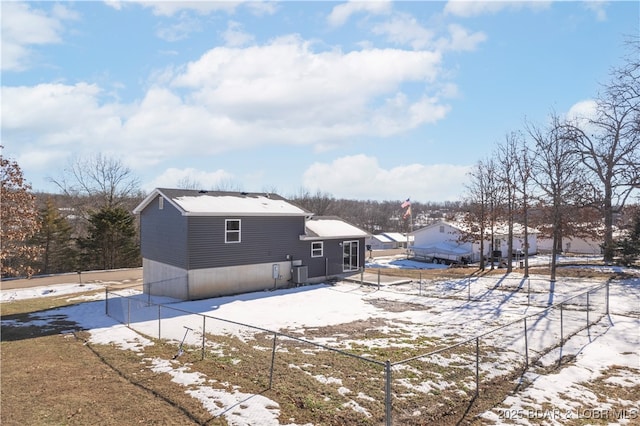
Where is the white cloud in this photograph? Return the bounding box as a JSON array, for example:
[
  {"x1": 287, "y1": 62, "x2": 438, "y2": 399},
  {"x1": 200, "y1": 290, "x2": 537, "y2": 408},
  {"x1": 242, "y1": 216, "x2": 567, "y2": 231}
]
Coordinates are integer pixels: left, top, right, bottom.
[
  {"x1": 1, "y1": 1, "x2": 78, "y2": 71},
  {"x1": 583, "y1": 1, "x2": 608, "y2": 22},
  {"x1": 1, "y1": 83, "x2": 121, "y2": 145},
  {"x1": 136, "y1": 1, "x2": 239, "y2": 17},
  {"x1": 169, "y1": 36, "x2": 447, "y2": 138},
  {"x1": 370, "y1": 12, "x2": 485, "y2": 53},
  {"x1": 302, "y1": 154, "x2": 471, "y2": 202},
  {"x1": 221, "y1": 21, "x2": 254, "y2": 47},
  {"x1": 156, "y1": 13, "x2": 203, "y2": 42},
  {"x1": 566, "y1": 99, "x2": 598, "y2": 134},
  {"x1": 2, "y1": 37, "x2": 452, "y2": 184},
  {"x1": 327, "y1": 0, "x2": 392, "y2": 27},
  {"x1": 566, "y1": 99, "x2": 597, "y2": 121},
  {"x1": 438, "y1": 24, "x2": 487, "y2": 52},
  {"x1": 444, "y1": 0, "x2": 551, "y2": 18},
  {"x1": 371, "y1": 12, "x2": 434, "y2": 50}
]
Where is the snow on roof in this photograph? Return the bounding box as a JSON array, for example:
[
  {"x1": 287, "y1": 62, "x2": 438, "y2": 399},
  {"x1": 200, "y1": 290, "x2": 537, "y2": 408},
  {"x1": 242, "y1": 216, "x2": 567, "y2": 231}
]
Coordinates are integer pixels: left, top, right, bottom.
[
  {"x1": 383, "y1": 232, "x2": 411, "y2": 242},
  {"x1": 174, "y1": 194, "x2": 307, "y2": 216},
  {"x1": 304, "y1": 217, "x2": 369, "y2": 239},
  {"x1": 413, "y1": 220, "x2": 539, "y2": 236},
  {"x1": 134, "y1": 188, "x2": 309, "y2": 216},
  {"x1": 371, "y1": 234, "x2": 394, "y2": 243}
]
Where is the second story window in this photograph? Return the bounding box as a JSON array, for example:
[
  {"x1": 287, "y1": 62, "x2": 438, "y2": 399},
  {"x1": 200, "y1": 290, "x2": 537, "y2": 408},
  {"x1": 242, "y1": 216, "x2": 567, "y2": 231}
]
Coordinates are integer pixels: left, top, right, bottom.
[{"x1": 225, "y1": 219, "x2": 241, "y2": 243}]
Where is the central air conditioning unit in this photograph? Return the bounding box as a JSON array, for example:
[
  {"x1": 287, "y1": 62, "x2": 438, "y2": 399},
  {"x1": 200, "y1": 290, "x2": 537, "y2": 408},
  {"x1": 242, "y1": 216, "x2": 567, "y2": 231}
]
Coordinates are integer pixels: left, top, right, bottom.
[{"x1": 292, "y1": 265, "x2": 308, "y2": 284}]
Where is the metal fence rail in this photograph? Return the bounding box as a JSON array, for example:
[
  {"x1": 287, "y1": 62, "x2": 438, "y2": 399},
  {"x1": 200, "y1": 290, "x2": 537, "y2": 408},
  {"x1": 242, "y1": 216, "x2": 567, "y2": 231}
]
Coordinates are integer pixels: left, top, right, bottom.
[{"x1": 106, "y1": 279, "x2": 610, "y2": 425}]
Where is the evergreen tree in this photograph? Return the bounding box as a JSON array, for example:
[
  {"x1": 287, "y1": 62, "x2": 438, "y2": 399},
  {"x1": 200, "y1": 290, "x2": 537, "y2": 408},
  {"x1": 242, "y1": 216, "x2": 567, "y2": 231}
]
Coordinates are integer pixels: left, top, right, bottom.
[
  {"x1": 31, "y1": 198, "x2": 78, "y2": 274},
  {"x1": 79, "y1": 206, "x2": 140, "y2": 270},
  {"x1": 617, "y1": 211, "x2": 640, "y2": 266}
]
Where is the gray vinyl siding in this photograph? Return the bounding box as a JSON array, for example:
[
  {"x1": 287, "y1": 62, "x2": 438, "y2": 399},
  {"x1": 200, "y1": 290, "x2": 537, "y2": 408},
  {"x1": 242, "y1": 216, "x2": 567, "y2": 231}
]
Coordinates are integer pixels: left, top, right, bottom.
[
  {"x1": 304, "y1": 238, "x2": 366, "y2": 278},
  {"x1": 139, "y1": 196, "x2": 188, "y2": 269},
  {"x1": 187, "y1": 215, "x2": 308, "y2": 269}
]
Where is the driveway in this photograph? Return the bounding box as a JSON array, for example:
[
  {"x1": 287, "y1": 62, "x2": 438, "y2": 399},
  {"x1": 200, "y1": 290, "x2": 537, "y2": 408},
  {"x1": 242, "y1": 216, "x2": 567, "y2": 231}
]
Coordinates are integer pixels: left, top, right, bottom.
[{"x1": 0, "y1": 268, "x2": 143, "y2": 290}]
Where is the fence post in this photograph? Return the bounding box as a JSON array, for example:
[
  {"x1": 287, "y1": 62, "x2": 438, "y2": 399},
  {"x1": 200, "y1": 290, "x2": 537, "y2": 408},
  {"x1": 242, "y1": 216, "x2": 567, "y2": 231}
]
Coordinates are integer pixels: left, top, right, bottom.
[
  {"x1": 269, "y1": 332, "x2": 278, "y2": 389},
  {"x1": 201, "y1": 316, "x2": 206, "y2": 361},
  {"x1": 385, "y1": 360, "x2": 392, "y2": 426},
  {"x1": 586, "y1": 292, "x2": 590, "y2": 328},
  {"x1": 527, "y1": 278, "x2": 531, "y2": 306},
  {"x1": 559, "y1": 303, "x2": 564, "y2": 365},
  {"x1": 105, "y1": 288, "x2": 108, "y2": 316},
  {"x1": 606, "y1": 281, "x2": 610, "y2": 315},
  {"x1": 475, "y1": 337, "x2": 480, "y2": 397},
  {"x1": 523, "y1": 317, "x2": 529, "y2": 369},
  {"x1": 127, "y1": 298, "x2": 131, "y2": 327},
  {"x1": 378, "y1": 269, "x2": 381, "y2": 288},
  {"x1": 468, "y1": 277, "x2": 471, "y2": 302},
  {"x1": 158, "y1": 305, "x2": 161, "y2": 339}
]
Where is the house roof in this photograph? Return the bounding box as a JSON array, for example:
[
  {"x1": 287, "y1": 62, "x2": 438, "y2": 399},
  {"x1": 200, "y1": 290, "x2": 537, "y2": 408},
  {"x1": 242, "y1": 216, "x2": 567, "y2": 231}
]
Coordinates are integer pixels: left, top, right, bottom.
[
  {"x1": 370, "y1": 234, "x2": 394, "y2": 243},
  {"x1": 411, "y1": 220, "x2": 539, "y2": 236},
  {"x1": 302, "y1": 216, "x2": 370, "y2": 240},
  {"x1": 383, "y1": 232, "x2": 411, "y2": 242},
  {"x1": 134, "y1": 188, "x2": 311, "y2": 217}
]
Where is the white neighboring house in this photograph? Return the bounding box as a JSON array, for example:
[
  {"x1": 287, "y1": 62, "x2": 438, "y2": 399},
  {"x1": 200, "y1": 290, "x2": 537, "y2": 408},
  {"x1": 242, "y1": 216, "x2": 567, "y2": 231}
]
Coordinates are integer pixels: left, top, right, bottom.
[
  {"x1": 366, "y1": 232, "x2": 413, "y2": 250},
  {"x1": 410, "y1": 220, "x2": 538, "y2": 264},
  {"x1": 365, "y1": 234, "x2": 396, "y2": 250},
  {"x1": 537, "y1": 236, "x2": 602, "y2": 255},
  {"x1": 383, "y1": 232, "x2": 413, "y2": 249}
]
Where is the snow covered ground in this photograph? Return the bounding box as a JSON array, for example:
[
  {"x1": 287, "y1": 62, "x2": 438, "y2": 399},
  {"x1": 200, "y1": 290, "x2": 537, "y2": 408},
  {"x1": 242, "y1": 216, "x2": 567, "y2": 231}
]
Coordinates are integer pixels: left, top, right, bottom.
[{"x1": 2, "y1": 256, "x2": 639, "y2": 425}]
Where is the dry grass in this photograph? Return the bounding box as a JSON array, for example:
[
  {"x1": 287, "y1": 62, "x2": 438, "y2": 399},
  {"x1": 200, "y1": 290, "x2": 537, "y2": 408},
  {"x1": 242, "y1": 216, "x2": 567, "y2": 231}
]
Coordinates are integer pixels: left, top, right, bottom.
[{"x1": 1, "y1": 264, "x2": 634, "y2": 425}]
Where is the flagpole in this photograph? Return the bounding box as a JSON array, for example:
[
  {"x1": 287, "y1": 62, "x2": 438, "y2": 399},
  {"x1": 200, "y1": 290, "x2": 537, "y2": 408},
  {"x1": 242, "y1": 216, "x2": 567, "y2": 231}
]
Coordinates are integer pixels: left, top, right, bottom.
[{"x1": 408, "y1": 207, "x2": 412, "y2": 258}]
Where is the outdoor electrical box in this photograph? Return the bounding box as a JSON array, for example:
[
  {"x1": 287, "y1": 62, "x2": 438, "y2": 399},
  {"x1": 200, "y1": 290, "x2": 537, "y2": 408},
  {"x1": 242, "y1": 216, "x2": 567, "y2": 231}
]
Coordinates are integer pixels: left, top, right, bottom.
[{"x1": 272, "y1": 264, "x2": 280, "y2": 279}]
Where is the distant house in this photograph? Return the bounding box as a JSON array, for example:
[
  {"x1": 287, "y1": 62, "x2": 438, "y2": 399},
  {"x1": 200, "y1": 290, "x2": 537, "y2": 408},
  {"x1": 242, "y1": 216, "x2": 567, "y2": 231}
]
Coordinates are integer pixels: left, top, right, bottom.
[
  {"x1": 537, "y1": 235, "x2": 603, "y2": 255},
  {"x1": 410, "y1": 220, "x2": 537, "y2": 264},
  {"x1": 365, "y1": 234, "x2": 396, "y2": 250},
  {"x1": 382, "y1": 232, "x2": 413, "y2": 249},
  {"x1": 133, "y1": 189, "x2": 368, "y2": 300},
  {"x1": 365, "y1": 232, "x2": 412, "y2": 250}
]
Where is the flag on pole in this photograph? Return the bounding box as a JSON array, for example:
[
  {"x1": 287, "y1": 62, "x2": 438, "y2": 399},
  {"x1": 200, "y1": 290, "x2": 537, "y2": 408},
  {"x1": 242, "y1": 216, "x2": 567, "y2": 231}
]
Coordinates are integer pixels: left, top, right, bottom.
[
  {"x1": 401, "y1": 198, "x2": 411, "y2": 209},
  {"x1": 403, "y1": 205, "x2": 412, "y2": 219}
]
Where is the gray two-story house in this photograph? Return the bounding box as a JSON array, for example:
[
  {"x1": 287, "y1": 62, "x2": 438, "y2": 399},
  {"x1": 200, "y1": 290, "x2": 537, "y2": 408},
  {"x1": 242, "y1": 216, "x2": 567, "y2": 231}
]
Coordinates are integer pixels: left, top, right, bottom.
[{"x1": 133, "y1": 188, "x2": 368, "y2": 300}]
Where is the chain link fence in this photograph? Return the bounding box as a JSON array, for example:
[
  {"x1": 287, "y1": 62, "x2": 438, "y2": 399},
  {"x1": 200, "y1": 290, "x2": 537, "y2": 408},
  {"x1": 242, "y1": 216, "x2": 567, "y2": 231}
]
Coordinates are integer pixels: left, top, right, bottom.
[{"x1": 106, "y1": 278, "x2": 610, "y2": 425}]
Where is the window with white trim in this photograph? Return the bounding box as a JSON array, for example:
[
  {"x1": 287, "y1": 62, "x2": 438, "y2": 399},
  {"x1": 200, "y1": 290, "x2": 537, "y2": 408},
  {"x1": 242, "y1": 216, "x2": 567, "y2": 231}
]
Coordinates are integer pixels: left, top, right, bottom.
[
  {"x1": 225, "y1": 219, "x2": 241, "y2": 243},
  {"x1": 311, "y1": 241, "x2": 323, "y2": 257}
]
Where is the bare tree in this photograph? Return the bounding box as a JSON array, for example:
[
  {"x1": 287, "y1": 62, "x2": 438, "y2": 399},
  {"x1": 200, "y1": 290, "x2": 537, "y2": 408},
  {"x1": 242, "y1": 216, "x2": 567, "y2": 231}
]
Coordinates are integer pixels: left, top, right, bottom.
[
  {"x1": 462, "y1": 159, "x2": 493, "y2": 270},
  {"x1": 528, "y1": 114, "x2": 587, "y2": 281},
  {"x1": 176, "y1": 176, "x2": 203, "y2": 190},
  {"x1": 514, "y1": 133, "x2": 535, "y2": 277},
  {"x1": 564, "y1": 40, "x2": 640, "y2": 263},
  {"x1": 495, "y1": 132, "x2": 523, "y2": 273},
  {"x1": 291, "y1": 188, "x2": 335, "y2": 216},
  {"x1": 484, "y1": 157, "x2": 506, "y2": 270},
  {"x1": 49, "y1": 153, "x2": 141, "y2": 210}
]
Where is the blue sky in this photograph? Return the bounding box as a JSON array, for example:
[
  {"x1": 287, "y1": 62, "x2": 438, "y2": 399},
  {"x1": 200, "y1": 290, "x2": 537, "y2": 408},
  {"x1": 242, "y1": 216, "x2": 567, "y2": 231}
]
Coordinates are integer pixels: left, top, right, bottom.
[{"x1": 2, "y1": 1, "x2": 638, "y2": 203}]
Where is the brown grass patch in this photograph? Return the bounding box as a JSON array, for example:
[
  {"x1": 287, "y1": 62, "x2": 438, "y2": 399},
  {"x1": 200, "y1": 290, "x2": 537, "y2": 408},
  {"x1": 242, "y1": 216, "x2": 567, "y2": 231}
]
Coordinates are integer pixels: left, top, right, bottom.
[{"x1": 1, "y1": 264, "x2": 634, "y2": 425}]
